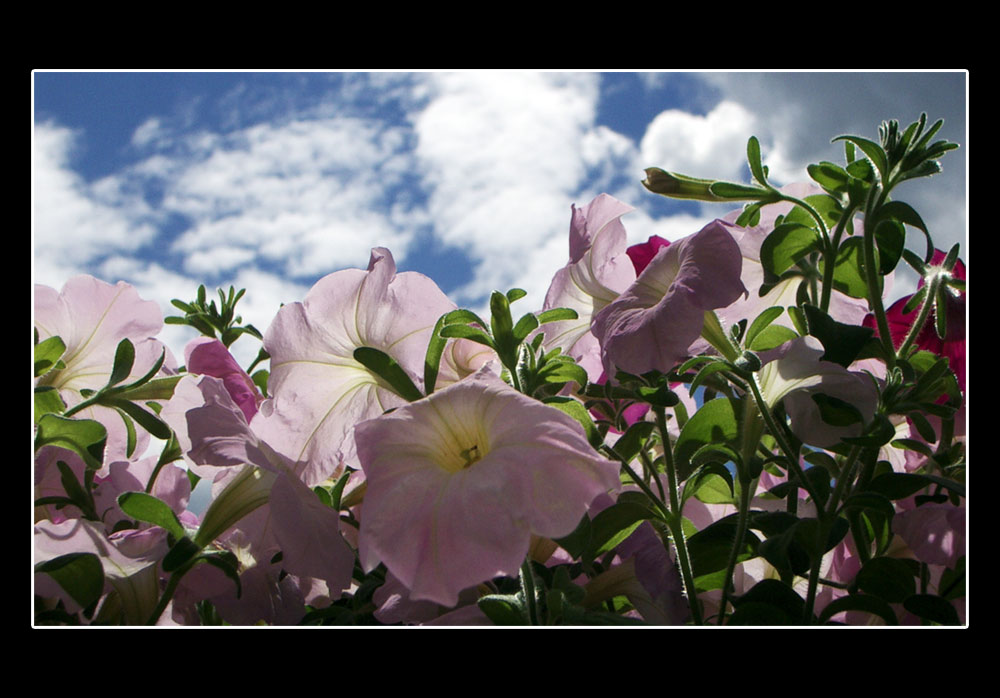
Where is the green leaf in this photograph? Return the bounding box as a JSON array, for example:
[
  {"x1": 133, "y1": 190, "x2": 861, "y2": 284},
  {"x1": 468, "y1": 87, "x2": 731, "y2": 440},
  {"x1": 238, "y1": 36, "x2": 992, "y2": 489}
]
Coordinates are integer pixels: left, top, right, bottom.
[
  {"x1": 114, "y1": 375, "x2": 182, "y2": 402},
  {"x1": 744, "y1": 307, "x2": 785, "y2": 350},
  {"x1": 589, "y1": 500, "x2": 658, "y2": 557},
  {"x1": 832, "y1": 135, "x2": 888, "y2": 179},
  {"x1": 856, "y1": 557, "x2": 915, "y2": 603},
  {"x1": 818, "y1": 594, "x2": 898, "y2": 625},
  {"x1": 536, "y1": 307, "x2": 579, "y2": 324},
  {"x1": 506, "y1": 288, "x2": 527, "y2": 303},
  {"x1": 708, "y1": 181, "x2": 775, "y2": 200},
  {"x1": 101, "y1": 398, "x2": 172, "y2": 440},
  {"x1": 874, "y1": 219, "x2": 905, "y2": 275},
  {"x1": 107, "y1": 339, "x2": 136, "y2": 388},
  {"x1": 675, "y1": 398, "x2": 739, "y2": 479},
  {"x1": 162, "y1": 536, "x2": 203, "y2": 573},
  {"x1": 748, "y1": 324, "x2": 798, "y2": 352},
  {"x1": 35, "y1": 414, "x2": 107, "y2": 470},
  {"x1": 841, "y1": 491, "x2": 896, "y2": 520},
  {"x1": 477, "y1": 594, "x2": 527, "y2": 625},
  {"x1": 811, "y1": 393, "x2": 864, "y2": 427},
  {"x1": 877, "y1": 201, "x2": 932, "y2": 261},
  {"x1": 732, "y1": 579, "x2": 805, "y2": 622},
  {"x1": 746, "y1": 136, "x2": 768, "y2": 186},
  {"x1": 439, "y1": 323, "x2": 497, "y2": 350},
  {"x1": 610, "y1": 421, "x2": 655, "y2": 465},
  {"x1": 117, "y1": 492, "x2": 187, "y2": 540},
  {"x1": 543, "y1": 397, "x2": 602, "y2": 449},
  {"x1": 807, "y1": 161, "x2": 849, "y2": 193},
  {"x1": 802, "y1": 304, "x2": 874, "y2": 368},
  {"x1": 688, "y1": 515, "x2": 759, "y2": 578},
  {"x1": 903, "y1": 594, "x2": 961, "y2": 625},
  {"x1": 685, "y1": 463, "x2": 737, "y2": 505},
  {"x1": 34, "y1": 387, "x2": 66, "y2": 423},
  {"x1": 830, "y1": 236, "x2": 873, "y2": 299},
  {"x1": 760, "y1": 224, "x2": 821, "y2": 281},
  {"x1": 352, "y1": 347, "x2": 424, "y2": 403},
  {"x1": 35, "y1": 335, "x2": 67, "y2": 378},
  {"x1": 512, "y1": 313, "x2": 540, "y2": 344},
  {"x1": 35, "y1": 552, "x2": 105, "y2": 610},
  {"x1": 489, "y1": 291, "x2": 515, "y2": 354}
]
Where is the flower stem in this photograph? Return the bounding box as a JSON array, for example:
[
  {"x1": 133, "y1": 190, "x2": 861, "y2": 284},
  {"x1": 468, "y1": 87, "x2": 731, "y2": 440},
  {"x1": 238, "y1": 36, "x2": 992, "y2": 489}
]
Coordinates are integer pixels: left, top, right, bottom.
[{"x1": 653, "y1": 406, "x2": 703, "y2": 626}]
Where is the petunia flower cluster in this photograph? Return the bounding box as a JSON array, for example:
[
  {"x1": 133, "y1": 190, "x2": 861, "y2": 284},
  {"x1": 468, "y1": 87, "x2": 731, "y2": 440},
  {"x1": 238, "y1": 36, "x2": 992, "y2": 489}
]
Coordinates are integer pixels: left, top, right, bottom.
[{"x1": 34, "y1": 117, "x2": 966, "y2": 626}]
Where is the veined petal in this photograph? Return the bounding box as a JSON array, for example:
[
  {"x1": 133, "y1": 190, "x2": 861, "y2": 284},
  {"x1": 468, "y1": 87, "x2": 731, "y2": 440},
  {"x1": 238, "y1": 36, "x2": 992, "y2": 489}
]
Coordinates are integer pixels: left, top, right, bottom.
[
  {"x1": 356, "y1": 369, "x2": 619, "y2": 607},
  {"x1": 257, "y1": 247, "x2": 456, "y2": 479}
]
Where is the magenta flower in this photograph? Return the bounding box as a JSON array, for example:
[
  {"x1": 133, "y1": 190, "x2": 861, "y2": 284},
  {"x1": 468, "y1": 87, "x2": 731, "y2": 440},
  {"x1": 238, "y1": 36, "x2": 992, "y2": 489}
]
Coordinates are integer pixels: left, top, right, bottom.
[
  {"x1": 252, "y1": 247, "x2": 457, "y2": 482},
  {"x1": 540, "y1": 194, "x2": 637, "y2": 382},
  {"x1": 355, "y1": 369, "x2": 620, "y2": 607},
  {"x1": 865, "y1": 250, "x2": 966, "y2": 393},
  {"x1": 185, "y1": 337, "x2": 263, "y2": 423},
  {"x1": 592, "y1": 219, "x2": 747, "y2": 378},
  {"x1": 626, "y1": 234, "x2": 670, "y2": 275}
]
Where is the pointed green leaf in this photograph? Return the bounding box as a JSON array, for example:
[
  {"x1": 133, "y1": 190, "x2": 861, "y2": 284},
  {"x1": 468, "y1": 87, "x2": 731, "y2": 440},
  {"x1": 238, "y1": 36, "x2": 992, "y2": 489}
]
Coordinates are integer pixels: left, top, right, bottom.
[
  {"x1": 353, "y1": 347, "x2": 424, "y2": 403},
  {"x1": 35, "y1": 552, "x2": 105, "y2": 610},
  {"x1": 818, "y1": 594, "x2": 898, "y2": 625},
  {"x1": 35, "y1": 414, "x2": 107, "y2": 470},
  {"x1": 101, "y1": 398, "x2": 172, "y2": 440},
  {"x1": 803, "y1": 304, "x2": 874, "y2": 368},
  {"x1": 747, "y1": 136, "x2": 767, "y2": 186},
  {"x1": 34, "y1": 387, "x2": 66, "y2": 423},
  {"x1": 117, "y1": 492, "x2": 187, "y2": 540},
  {"x1": 107, "y1": 339, "x2": 136, "y2": 388},
  {"x1": 760, "y1": 223, "x2": 821, "y2": 281},
  {"x1": 833, "y1": 135, "x2": 887, "y2": 179},
  {"x1": 856, "y1": 557, "x2": 915, "y2": 603},
  {"x1": 35, "y1": 335, "x2": 67, "y2": 378},
  {"x1": 536, "y1": 307, "x2": 579, "y2": 324}
]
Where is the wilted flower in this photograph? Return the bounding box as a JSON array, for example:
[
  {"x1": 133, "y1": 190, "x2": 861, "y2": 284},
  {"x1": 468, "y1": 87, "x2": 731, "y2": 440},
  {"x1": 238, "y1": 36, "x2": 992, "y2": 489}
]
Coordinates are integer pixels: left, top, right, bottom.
[{"x1": 355, "y1": 368, "x2": 620, "y2": 607}]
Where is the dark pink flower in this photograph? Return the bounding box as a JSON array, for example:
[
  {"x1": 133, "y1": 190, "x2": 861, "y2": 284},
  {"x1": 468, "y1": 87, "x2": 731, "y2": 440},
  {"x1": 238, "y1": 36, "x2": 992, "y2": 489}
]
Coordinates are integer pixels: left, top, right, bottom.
[
  {"x1": 626, "y1": 234, "x2": 670, "y2": 275},
  {"x1": 865, "y1": 251, "x2": 966, "y2": 393},
  {"x1": 185, "y1": 337, "x2": 263, "y2": 423}
]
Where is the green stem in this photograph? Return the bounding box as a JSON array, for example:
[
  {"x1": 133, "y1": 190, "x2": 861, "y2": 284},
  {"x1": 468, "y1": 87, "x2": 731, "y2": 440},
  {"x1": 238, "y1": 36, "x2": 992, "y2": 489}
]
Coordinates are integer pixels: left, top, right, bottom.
[
  {"x1": 819, "y1": 206, "x2": 856, "y2": 313},
  {"x1": 520, "y1": 559, "x2": 540, "y2": 625},
  {"x1": 654, "y1": 407, "x2": 703, "y2": 626},
  {"x1": 895, "y1": 273, "x2": 944, "y2": 359},
  {"x1": 718, "y1": 399, "x2": 764, "y2": 625},
  {"x1": 746, "y1": 376, "x2": 821, "y2": 506},
  {"x1": 146, "y1": 567, "x2": 187, "y2": 625},
  {"x1": 861, "y1": 186, "x2": 896, "y2": 370}
]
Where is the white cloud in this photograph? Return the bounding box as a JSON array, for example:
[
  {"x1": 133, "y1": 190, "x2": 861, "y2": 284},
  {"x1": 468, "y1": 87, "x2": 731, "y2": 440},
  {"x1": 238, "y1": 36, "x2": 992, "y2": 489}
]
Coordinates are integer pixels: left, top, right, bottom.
[
  {"x1": 412, "y1": 72, "x2": 603, "y2": 309},
  {"x1": 33, "y1": 122, "x2": 158, "y2": 281},
  {"x1": 640, "y1": 100, "x2": 758, "y2": 181}
]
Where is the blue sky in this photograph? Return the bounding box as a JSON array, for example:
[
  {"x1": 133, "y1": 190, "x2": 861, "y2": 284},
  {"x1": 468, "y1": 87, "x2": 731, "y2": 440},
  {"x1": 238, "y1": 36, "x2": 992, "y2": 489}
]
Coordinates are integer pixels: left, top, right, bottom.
[{"x1": 32, "y1": 71, "x2": 968, "y2": 367}]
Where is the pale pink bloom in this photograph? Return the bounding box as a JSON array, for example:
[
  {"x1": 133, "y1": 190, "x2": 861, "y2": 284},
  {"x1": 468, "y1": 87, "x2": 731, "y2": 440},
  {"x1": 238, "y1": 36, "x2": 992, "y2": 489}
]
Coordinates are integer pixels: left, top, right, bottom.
[
  {"x1": 34, "y1": 275, "x2": 175, "y2": 467},
  {"x1": 356, "y1": 368, "x2": 620, "y2": 607},
  {"x1": 541, "y1": 194, "x2": 637, "y2": 382},
  {"x1": 756, "y1": 336, "x2": 878, "y2": 448},
  {"x1": 161, "y1": 374, "x2": 355, "y2": 609},
  {"x1": 592, "y1": 219, "x2": 747, "y2": 379},
  {"x1": 253, "y1": 247, "x2": 456, "y2": 480},
  {"x1": 34, "y1": 517, "x2": 167, "y2": 624}
]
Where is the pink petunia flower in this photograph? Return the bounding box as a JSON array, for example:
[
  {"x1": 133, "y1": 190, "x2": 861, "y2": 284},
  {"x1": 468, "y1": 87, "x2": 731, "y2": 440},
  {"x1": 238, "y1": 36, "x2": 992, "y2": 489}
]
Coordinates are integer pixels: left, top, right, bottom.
[
  {"x1": 252, "y1": 247, "x2": 457, "y2": 482},
  {"x1": 355, "y1": 368, "x2": 621, "y2": 607},
  {"x1": 540, "y1": 194, "x2": 637, "y2": 382},
  {"x1": 592, "y1": 219, "x2": 747, "y2": 379},
  {"x1": 34, "y1": 275, "x2": 175, "y2": 468}
]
